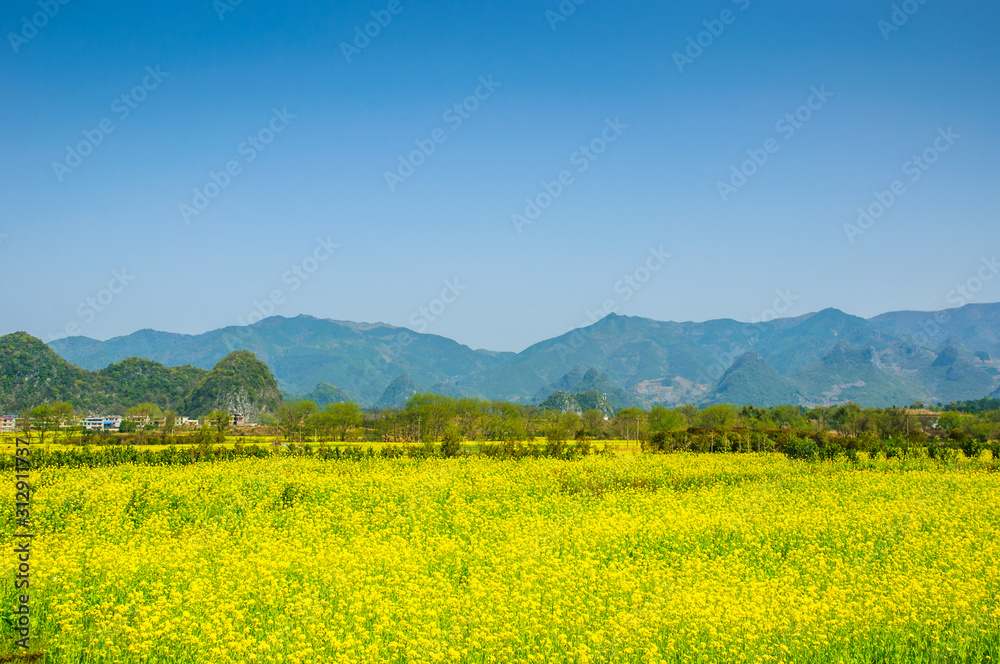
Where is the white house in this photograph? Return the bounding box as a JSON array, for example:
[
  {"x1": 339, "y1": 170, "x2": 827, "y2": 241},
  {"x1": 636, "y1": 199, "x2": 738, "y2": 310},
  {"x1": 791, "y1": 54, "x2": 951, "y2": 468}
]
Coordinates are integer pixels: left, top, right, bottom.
[
  {"x1": 0, "y1": 416, "x2": 16, "y2": 432},
  {"x1": 83, "y1": 416, "x2": 123, "y2": 431}
]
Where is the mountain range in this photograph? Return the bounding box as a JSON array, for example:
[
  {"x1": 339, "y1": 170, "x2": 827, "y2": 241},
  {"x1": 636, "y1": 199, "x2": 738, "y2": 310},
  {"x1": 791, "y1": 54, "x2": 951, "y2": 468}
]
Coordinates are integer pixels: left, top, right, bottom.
[{"x1": 32, "y1": 303, "x2": 1000, "y2": 410}]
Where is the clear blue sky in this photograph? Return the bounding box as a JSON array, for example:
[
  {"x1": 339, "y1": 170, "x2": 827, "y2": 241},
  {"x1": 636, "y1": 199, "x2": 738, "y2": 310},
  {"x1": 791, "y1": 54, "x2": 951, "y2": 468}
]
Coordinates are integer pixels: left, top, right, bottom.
[{"x1": 2, "y1": 0, "x2": 998, "y2": 352}]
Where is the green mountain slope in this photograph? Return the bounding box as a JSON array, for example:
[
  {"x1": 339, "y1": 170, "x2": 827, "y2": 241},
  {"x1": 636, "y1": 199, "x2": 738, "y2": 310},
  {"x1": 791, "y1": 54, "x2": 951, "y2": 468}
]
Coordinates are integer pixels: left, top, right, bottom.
[
  {"x1": 537, "y1": 391, "x2": 580, "y2": 413},
  {"x1": 301, "y1": 382, "x2": 351, "y2": 406},
  {"x1": 185, "y1": 351, "x2": 282, "y2": 420},
  {"x1": 0, "y1": 332, "x2": 95, "y2": 413},
  {"x1": 794, "y1": 341, "x2": 916, "y2": 407},
  {"x1": 1, "y1": 332, "x2": 280, "y2": 417},
  {"x1": 917, "y1": 337, "x2": 996, "y2": 402},
  {"x1": 534, "y1": 367, "x2": 638, "y2": 410},
  {"x1": 870, "y1": 303, "x2": 1000, "y2": 357},
  {"x1": 705, "y1": 352, "x2": 801, "y2": 406},
  {"x1": 377, "y1": 372, "x2": 419, "y2": 410},
  {"x1": 95, "y1": 358, "x2": 208, "y2": 413}
]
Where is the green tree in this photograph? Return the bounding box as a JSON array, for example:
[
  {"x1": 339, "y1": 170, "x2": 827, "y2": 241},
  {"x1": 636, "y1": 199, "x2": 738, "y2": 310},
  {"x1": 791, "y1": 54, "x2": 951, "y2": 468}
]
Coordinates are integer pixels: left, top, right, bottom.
[
  {"x1": 455, "y1": 398, "x2": 485, "y2": 440},
  {"x1": 30, "y1": 401, "x2": 74, "y2": 445},
  {"x1": 483, "y1": 402, "x2": 527, "y2": 442},
  {"x1": 582, "y1": 409, "x2": 606, "y2": 438},
  {"x1": 648, "y1": 406, "x2": 687, "y2": 433},
  {"x1": 698, "y1": 404, "x2": 737, "y2": 430},
  {"x1": 320, "y1": 402, "x2": 363, "y2": 441},
  {"x1": 404, "y1": 394, "x2": 457, "y2": 442},
  {"x1": 16, "y1": 413, "x2": 32, "y2": 440},
  {"x1": 770, "y1": 405, "x2": 805, "y2": 430},
  {"x1": 546, "y1": 411, "x2": 581, "y2": 444},
  {"x1": 127, "y1": 402, "x2": 162, "y2": 419},
  {"x1": 276, "y1": 401, "x2": 317, "y2": 443},
  {"x1": 615, "y1": 407, "x2": 644, "y2": 441},
  {"x1": 206, "y1": 410, "x2": 231, "y2": 437},
  {"x1": 830, "y1": 403, "x2": 863, "y2": 437},
  {"x1": 162, "y1": 410, "x2": 177, "y2": 436},
  {"x1": 936, "y1": 411, "x2": 965, "y2": 432}
]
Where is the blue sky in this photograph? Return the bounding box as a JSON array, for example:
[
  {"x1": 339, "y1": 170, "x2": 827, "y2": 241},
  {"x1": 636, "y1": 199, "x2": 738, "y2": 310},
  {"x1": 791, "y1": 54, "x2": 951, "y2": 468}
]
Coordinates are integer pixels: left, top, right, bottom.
[{"x1": 2, "y1": 0, "x2": 998, "y2": 352}]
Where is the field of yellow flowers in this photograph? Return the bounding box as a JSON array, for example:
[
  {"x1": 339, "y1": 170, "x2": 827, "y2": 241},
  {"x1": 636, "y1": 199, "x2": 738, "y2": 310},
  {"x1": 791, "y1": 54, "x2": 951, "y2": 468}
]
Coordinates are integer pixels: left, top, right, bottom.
[{"x1": 4, "y1": 452, "x2": 1000, "y2": 663}]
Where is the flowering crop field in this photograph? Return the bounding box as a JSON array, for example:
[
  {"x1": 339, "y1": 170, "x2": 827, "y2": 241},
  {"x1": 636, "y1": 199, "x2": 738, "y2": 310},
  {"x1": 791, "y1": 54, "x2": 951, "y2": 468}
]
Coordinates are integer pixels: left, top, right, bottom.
[{"x1": 3, "y1": 453, "x2": 1000, "y2": 663}]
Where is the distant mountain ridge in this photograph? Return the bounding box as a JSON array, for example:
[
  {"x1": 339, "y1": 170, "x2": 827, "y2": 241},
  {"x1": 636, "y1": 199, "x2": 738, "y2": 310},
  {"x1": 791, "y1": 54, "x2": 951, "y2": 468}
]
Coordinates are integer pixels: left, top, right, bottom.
[
  {"x1": 39, "y1": 303, "x2": 1000, "y2": 408},
  {"x1": 48, "y1": 316, "x2": 511, "y2": 406}
]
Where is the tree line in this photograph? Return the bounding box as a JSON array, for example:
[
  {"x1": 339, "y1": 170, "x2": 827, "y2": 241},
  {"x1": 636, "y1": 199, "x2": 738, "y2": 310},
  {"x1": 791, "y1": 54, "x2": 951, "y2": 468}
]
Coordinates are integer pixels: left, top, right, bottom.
[
  {"x1": 264, "y1": 396, "x2": 1000, "y2": 447},
  {"x1": 14, "y1": 395, "x2": 1000, "y2": 450}
]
